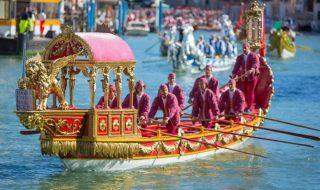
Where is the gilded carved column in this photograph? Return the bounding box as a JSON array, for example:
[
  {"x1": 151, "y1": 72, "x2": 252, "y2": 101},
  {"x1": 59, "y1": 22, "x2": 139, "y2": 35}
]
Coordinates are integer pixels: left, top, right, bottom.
[
  {"x1": 101, "y1": 67, "x2": 110, "y2": 109},
  {"x1": 115, "y1": 66, "x2": 123, "y2": 109},
  {"x1": 60, "y1": 68, "x2": 68, "y2": 95},
  {"x1": 68, "y1": 66, "x2": 80, "y2": 107},
  {"x1": 125, "y1": 66, "x2": 135, "y2": 108},
  {"x1": 88, "y1": 68, "x2": 96, "y2": 109}
]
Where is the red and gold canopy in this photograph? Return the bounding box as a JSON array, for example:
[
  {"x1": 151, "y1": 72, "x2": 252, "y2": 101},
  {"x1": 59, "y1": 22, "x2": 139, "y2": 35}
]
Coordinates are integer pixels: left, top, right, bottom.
[{"x1": 43, "y1": 26, "x2": 135, "y2": 64}]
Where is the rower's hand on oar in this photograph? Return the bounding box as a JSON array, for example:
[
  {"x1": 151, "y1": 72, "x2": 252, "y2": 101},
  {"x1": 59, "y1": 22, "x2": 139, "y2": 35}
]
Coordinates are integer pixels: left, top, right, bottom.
[
  {"x1": 139, "y1": 116, "x2": 147, "y2": 125},
  {"x1": 191, "y1": 116, "x2": 198, "y2": 124},
  {"x1": 162, "y1": 117, "x2": 169, "y2": 126},
  {"x1": 149, "y1": 118, "x2": 159, "y2": 125}
]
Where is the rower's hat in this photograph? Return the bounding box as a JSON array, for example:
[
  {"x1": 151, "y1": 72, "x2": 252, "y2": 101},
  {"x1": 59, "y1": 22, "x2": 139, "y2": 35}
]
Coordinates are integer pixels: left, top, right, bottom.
[
  {"x1": 159, "y1": 84, "x2": 168, "y2": 91},
  {"x1": 205, "y1": 65, "x2": 213, "y2": 70},
  {"x1": 135, "y1": 80, "x2": 146, "y2": 89},
  {"x1": 228, "y1": 79, "x2": 236, "y2": 85},
  {"x1": 199, "y1": 77, "x2": 208, "y2": 85},
  {"x1": 109, "y1": 84, "x2": 116, "y2": 92},
  {"x1": 168, "y1": 73, "x2": 176, "y2": 78}
]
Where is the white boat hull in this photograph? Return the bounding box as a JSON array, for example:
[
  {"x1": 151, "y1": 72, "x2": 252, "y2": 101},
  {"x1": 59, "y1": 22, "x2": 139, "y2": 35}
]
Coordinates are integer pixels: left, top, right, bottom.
[
  {"x1": 281, "y1": 48, "x2": 295, "y2": 59},
  {"x1": 125, "y1": 30, "x2": 149, "y2": 36},
  {"x1": 61, "y1": 138, "x2": 249, "y2": 172}
]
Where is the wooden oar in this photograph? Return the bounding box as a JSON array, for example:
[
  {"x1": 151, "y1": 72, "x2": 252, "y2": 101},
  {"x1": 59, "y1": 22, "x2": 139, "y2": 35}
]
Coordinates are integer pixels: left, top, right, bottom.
[
  {"x1": 182, "y1": 114, "x2": 320, "y2": 142},
  {"x1": 186, "y1": 126, "x2": 313, "y2": 148},
  {"x1": 296, "y1": 45, "x2": 312, "y2": 51},
  {"x1": 182, "y1": 104, "x2": 193, "y2": 111},
  {"x1": 211, "y1": 114, "x2": 320, "y2": 142},
  {"x1": 220, "y1": 70, "x2": 254, "y2": 89},
  {"x1": 243, "y1": 113, "x2": 320, "y2": 132},
  {"x1": 138, "y1": 126, "x2": 267, "y2": 158},
  {"x1": 20, "y1": 130, "x2": 40, "y2": 135},
  {"x1": 145, "y1": 39, "x2": 161, "y2": 52},
  {"x1": 220, "y1": 120, "x2": 320, "y2": 142},
  {"x1": 142, "y1": 58, "x2": 167, "y2": 63}
]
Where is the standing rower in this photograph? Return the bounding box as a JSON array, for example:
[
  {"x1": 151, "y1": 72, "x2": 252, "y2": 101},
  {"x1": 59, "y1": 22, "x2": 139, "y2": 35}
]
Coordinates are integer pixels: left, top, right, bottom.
[
  {"x1": 232, "y1": 42, "x2": 260, "y2": 112},
  {"x1": 149, "y1": 84, "x2": 181, "y2": 134},
  {"x1": 189, "y1": 65, "x2": 219, "y2": 103},
  {"x1": 192, "y1": 78, "x2": 220, "y2": 128},
  {"x1": 122, "y1": 80, "x2": 150, "y2": 124},
  {"x1": 165, "y1": 73, "x2": 185, "y2": 110},
  {"x1": 219, "y1": 79, "x2": 245, "y2": 119}
]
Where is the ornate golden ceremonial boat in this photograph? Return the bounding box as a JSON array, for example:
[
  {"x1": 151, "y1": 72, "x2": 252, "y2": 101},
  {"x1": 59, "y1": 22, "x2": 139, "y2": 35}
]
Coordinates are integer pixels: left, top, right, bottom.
[{"x1": 15, "y1": 1, "x2": 273, "y2": 171}]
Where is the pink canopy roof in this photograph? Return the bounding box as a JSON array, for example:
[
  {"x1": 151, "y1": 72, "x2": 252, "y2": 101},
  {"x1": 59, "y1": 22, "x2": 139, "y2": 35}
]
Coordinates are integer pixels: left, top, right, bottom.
[{"x1": 77, "y1": 33, "x2": 135, "y2": 62}]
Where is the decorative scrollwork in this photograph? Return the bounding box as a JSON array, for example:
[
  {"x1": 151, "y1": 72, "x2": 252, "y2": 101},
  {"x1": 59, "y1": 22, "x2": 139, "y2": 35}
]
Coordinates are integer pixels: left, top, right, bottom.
[
  {"x1": 139, "y1": 142, "x2": 159, "y2": 155},
  {"x1": 112, "y1": 119, "x2": 120, "y2": 131},
  {"x1": 221, "y1": 134, "x2": 234, "y2": 144},
  {"x1": 18, "y1": 113, "x2": 46, "y2": 130},
  {"x1": 99, "y1": 120, "x2": 107, "y2": 131},
  {"x1": 46, "y1": 118, "x2": 83, "y2": 135},
  {"x1": 125, "y1": 118, "x2": 133, "y2": 130},
  {"x1": 184, "y1": 139, "x2": 202, "y2": 151},
  {"x1": 160, "y1": 141, "x2": 179, "y2": 154}
]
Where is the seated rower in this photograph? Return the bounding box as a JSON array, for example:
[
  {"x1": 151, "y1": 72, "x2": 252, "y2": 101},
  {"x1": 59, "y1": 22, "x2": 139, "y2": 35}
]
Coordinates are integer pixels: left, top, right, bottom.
[
  {"x1": 96, "y1": 84, "x2": 117, "y2": 109},
  {"x1": 196, "y1": 35, "x2": 205, "y2": 52},
  {"x1": 214, "y1": 36, "x2": 226, "y2": 57},
  {"x1": 122, "y1": 80, "x2": 150, "y2": 124},
  {"x1": 192, "y1": 78, "x2": 220, "y2": 128},
  {"x1": 189, "y1": 65, "x2": 220, "y2": 104},
  {"x1": 203, "y1": 42, "x2": 215, "y2": 58},
  {"x1": 148, "y1": 84, "x2": 180, "y2": 134},
  {"x1": 219, "y1": 79, "x2": 245, "y2": 120},
  {"x1": 209, "y1": 35, "x2": 217, "y2": 47},
  {"x1": 165, "y1": 73, "x2": 185, "y2": 110}
]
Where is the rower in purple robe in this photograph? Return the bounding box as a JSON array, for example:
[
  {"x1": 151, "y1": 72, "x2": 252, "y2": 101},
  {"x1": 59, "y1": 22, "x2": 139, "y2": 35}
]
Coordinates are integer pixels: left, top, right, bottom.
[
  {"x1": 122, "y1": 80, "x2": 150, "y2": 124},
  {"x1": 192, "y1": 78, "x2": 220, "y2": 128},
  {"x1": 148, "y1": 84, "x2": 181, "y2": 134},
  {"x1": 96, "y1": 84, "x2": 117, "y2": 109},
  {"x1": 232, "y1": 42, "x2": 260, "y2": 112},
  {"x1": 189, "y1": 65, "x2": 220, "y2": 104},
  {"x1": 219, "y1": 79, "x2": 245, "y2": 119},
  {"x1": 165, "y1": 73, "x2": 185, "y2": 110}
]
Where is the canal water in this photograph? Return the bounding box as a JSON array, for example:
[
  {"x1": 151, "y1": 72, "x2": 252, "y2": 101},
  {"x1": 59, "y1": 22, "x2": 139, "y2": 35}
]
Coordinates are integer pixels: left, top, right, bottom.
[{"x1": 0, "y1": 32, "x2": 319, "y2": 189}]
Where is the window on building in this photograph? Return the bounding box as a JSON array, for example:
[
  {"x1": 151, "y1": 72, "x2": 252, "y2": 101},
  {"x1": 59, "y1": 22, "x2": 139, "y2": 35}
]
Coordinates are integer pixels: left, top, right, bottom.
[
  {"x1": 318, "y1": 11, "x2": 320, "y2": 20},
  {"x1": 0, "y1": 0, "x2": 10, "y2": 19},
  {"x1": 306, "y1": 0, "x2": 314, "y2": 12}
]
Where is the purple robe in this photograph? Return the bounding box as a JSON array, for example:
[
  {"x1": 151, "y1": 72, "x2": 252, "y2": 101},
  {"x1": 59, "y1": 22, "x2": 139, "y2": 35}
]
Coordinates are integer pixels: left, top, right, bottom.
[
  {"x1": 148, "y1": 93, "x2": 180, "y2": 133},
  {"x1": 219, "y1": 89, "x2": 245, "y2": 115},
  {"x1": 96, "y1": 96, "x2": 117, "y2": 109},
  {"x1": 232, "y1": 52, "x2": 260, "y2": 110},
  {"x1": 122, "y1": 92, "x2": 150, "y2": 118},
  {"x1": 189, "y1": 75, "x2": 220, "y2": 100},
  {"x1": 165, "y1": 83, "x2": 185, "y2": 109},
  {"x1": 232, "y1": 52, "x2": 260, "y2": 81},
  {"x1": 192, "y1": 88, "x2": 220, "y2": 120}
]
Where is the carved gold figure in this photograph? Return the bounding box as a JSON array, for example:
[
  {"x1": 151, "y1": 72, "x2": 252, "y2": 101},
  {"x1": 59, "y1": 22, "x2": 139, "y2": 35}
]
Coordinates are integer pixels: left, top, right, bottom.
[{"x1": 18, "y1": 53, "x2": 77, "y2": 110}]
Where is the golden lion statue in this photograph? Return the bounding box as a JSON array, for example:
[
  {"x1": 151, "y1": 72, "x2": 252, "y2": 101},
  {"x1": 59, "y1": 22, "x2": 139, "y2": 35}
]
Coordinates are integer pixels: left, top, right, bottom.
[{"x1": 18, "y1": 53, "x2": 76, "y2": 110}]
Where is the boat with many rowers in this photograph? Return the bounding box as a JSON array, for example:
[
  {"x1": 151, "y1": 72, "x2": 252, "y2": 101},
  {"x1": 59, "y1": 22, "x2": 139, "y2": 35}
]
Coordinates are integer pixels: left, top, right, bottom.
[{"x1": 15, "y1": 1, "x2": 274, "y2": 171}]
